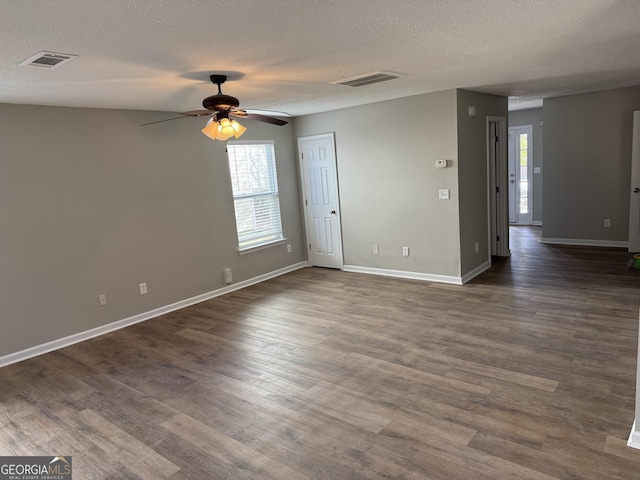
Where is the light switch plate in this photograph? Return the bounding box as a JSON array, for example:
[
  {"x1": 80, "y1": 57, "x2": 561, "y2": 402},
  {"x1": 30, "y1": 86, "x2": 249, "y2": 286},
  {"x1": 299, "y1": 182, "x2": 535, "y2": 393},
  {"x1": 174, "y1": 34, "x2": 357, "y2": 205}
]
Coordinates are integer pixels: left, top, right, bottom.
[{"x1": 439, "y1": 189, "x2": 450, "y2": 200}]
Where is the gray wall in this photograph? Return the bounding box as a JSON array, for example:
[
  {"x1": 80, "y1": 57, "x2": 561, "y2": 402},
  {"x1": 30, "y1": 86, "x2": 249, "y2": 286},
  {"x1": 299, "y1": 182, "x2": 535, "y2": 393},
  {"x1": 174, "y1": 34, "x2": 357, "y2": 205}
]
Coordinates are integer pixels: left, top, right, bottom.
[
  {"x1": 543, "y1": 86, "x2": 640, "y2": 242},
  {"x1": 457, "y1": 90, "x2": 509, "y2": 275},
  {"x1": 294, "y1": 90, "x2": 462, "y2": 277},
  {"x1": 509, "y1": 108, "x2": 543, "y2": 224},
  {"x1": 0, "y1": 103, "x2": 304, "y2": 358}
]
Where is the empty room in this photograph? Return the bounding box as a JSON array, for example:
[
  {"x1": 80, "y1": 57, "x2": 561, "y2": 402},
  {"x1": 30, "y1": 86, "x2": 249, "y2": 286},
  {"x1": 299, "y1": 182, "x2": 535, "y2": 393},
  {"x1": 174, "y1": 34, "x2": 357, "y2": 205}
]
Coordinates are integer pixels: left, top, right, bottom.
[{"x1": 2, "y1": 1, "x2": 640, "y2": 479}]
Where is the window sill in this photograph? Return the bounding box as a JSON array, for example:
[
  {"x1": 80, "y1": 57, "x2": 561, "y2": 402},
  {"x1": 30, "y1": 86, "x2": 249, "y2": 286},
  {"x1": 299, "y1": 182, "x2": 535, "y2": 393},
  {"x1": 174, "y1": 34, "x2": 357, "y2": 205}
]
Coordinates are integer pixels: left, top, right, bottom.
[{"x1": 238, "y1": 238, "x2": 287, "y2": 255}]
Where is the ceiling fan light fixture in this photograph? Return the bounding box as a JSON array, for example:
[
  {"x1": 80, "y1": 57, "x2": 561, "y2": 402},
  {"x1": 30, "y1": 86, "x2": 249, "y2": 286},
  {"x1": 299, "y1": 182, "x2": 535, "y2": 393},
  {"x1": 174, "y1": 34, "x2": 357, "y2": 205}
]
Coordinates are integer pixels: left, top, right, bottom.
[
  {"x1": 201, "y1": 118, "x2": 220, "y2": 140},
  {"x1": 218, "y1": 118, "x2": 236, "y2": 139},
  {"x1": 230, "y1": 119, "x2": 247, "y2": 138},
  {"x1": 201, "y1": 117, "x2": 246, "y2": 141}
]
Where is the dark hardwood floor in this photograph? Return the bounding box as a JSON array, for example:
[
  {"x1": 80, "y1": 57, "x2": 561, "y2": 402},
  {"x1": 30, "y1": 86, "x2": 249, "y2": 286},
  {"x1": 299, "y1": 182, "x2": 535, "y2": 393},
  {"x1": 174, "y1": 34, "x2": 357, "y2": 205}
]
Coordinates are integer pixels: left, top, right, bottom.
[{"x1": 1, "y1": 226, "x2": 640, "y2": 479}]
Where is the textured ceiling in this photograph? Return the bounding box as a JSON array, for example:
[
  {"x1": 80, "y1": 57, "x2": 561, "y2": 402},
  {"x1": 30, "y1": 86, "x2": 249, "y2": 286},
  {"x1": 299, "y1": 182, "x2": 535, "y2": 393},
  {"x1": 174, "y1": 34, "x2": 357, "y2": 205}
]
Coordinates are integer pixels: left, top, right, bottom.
[{"x1": 2, "y1": 1, "x2": 640, "y2": 116}]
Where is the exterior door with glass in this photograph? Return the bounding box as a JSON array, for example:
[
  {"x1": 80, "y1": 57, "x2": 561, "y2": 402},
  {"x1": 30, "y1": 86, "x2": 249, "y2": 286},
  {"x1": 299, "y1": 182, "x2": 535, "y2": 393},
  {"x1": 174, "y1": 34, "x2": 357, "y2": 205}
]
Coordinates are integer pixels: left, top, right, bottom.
[{"x1": 508, "y1": 126, "x2": 533, "y2": 224}]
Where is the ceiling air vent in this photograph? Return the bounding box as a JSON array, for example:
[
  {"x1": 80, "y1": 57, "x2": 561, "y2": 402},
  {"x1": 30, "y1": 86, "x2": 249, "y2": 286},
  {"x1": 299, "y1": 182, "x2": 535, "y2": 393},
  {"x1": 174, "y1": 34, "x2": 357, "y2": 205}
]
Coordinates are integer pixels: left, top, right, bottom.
[
  {"x1": 330, "y1": 71, "x2": 405, "y2": 87},
  {"x1": 20, "y1": 51, "x2": 78, "y2": 69}
]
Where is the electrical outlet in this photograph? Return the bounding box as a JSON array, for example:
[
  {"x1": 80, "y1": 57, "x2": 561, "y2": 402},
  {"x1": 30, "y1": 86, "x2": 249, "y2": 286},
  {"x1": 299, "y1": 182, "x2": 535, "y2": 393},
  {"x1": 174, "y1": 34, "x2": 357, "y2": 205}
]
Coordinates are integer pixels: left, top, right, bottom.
[
  {"x1": 604, "y1": 219, "x2": 611, "y2": 228},
  {"x1": 139, "y1": 282, "x2": 147, "y2": 295},
  {"x1": 475, "y1": 242, "x2": 480, "y2": 253},
  {"x1": 286, "y1": 244, "x2": 292, "y2": 253},
  {"x1": 373, "y1": 244, "x2": 379, "y2": 254},
  {"x1": 435, "y1": 159, "x2": 448, "y2": 168},
  {"x1": 224, "y1": 268, "x2": 233, "y2": 284},
  {"x1": 402, "y1": 246, "x2": 410, "y2": 257},
  {"x1": 98, "y1": 294, "x2": 106, "y2": 306}
]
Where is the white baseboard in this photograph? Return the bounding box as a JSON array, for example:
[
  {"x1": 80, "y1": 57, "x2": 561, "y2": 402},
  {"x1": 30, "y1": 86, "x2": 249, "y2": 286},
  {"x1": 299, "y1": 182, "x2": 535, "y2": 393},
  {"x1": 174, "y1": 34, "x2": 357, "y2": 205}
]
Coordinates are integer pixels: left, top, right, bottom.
[
  {"x1": 531, "y1": 221, "x2": 543, "y2": 226},
  {"x1": 628, "y1": 421, "x2": 640, "y2": 449},
  {"x1": 541, "y1": 237, "x2": 628, "y2": 248},
  {"x1": 461, "y1": 260, "x2": 492, "y2": 284},
  {"x1": 343, "y1": 265, "x2": 463, "y2": 285},
  {"x1": 0, "y1": 261, "x2": 308, "y2": 369}
]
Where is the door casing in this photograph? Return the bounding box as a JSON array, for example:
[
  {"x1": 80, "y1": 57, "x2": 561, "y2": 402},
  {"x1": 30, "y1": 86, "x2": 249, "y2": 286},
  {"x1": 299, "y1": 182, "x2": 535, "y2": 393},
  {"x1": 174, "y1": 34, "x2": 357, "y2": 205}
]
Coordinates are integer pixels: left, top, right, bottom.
[
  {"x1": 628, "y1": 111, "x2": 640, "y2": 252},
  {"x1": 487, "y1": 117, "x2": 510, "y2": 257}
]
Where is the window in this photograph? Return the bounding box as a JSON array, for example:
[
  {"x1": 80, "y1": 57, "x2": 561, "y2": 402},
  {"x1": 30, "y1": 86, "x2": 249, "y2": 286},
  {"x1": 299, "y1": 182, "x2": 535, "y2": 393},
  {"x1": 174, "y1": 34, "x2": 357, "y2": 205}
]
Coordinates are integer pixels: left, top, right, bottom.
[{"x1": 227, "y1": 141, "x2": 284, "y2": 252}]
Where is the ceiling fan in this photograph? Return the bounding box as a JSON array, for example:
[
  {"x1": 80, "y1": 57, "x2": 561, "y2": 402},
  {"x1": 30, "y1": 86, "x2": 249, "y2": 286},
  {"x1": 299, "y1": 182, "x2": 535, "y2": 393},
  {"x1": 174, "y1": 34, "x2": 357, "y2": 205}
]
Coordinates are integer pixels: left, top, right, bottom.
[{"x1": 141, "y1": 74, "x2": 288, "y2": 140}]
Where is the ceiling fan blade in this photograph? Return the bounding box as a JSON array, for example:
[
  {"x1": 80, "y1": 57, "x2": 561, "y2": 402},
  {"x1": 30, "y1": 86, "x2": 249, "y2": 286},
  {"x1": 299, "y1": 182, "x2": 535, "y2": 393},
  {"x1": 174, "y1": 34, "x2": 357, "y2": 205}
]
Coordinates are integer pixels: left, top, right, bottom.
[
  {"x1": 231, "y1": 111, "x2": 288, "y2": 126},
  {"x1": 140, "y1": 110, "x2": 212, "y2": 127},
  {"x1": 180, "y1": 110, "x2": 213, "y2": 117},
  {"x1": 140, "y1": 115, "x2": 192, "y2": 126}
]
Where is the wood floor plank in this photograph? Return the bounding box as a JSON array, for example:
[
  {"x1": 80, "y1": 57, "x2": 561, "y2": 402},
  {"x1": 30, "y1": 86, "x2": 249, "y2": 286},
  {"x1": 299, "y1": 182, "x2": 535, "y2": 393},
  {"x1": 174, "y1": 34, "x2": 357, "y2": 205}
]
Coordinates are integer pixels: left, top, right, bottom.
[
  {"x1": 346, "y1": 351, "x2": 493, "y2": 395},
  {"x1": 297, "y1": 381, "x2": 393, "y2": 433},
  {"x1": 58, "y1": 408, "x2": 180, "y2": 479},
  {"x1": 232, "y1": 420, "x2": 380, "y2": 480},
  {"x1": 1, "y1": 226, "x2": 639, "y2": 478},
  {"x1": 469, "y1": 431, "x2": 609, "y2": 480},
  {"x1": 161, "y1": 413, "x2": 311, "y2": 480},
  {"x1": 385, "y1": 420, "x2": 558, "y2": 480}
]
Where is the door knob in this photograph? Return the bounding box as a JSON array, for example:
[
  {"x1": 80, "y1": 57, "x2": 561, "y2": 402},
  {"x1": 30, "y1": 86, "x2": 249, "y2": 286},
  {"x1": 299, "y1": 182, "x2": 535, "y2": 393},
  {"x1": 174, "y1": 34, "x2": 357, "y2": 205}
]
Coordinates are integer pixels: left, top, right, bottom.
[
  {"x1": 510, "y1": 180, "x2": 515, "y2": 184},
  {"x1": 330, "y1": 210, "x2": 336, "y2": 214},
  {"x1": 634, "y1": 188, "x2": 640, "y2": 193}
]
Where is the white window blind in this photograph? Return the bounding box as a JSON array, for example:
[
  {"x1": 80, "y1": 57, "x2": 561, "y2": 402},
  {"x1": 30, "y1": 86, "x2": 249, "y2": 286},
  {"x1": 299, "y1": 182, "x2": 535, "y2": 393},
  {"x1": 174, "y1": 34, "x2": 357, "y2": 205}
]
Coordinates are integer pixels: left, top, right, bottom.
[{"x1": 227, "y1": 141, "x2": 284, "y2": 251}]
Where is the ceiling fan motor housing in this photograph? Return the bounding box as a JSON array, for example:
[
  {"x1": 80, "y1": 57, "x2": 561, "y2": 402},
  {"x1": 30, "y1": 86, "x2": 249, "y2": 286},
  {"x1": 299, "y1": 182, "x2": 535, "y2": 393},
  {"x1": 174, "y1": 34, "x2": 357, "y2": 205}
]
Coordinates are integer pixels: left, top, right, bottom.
[
  {"x1": 203, "y1": 94, "x2": 240, "y2": 111},
  {"x1": 203, "y1": 74, "x2": 240, "y2": 111}
]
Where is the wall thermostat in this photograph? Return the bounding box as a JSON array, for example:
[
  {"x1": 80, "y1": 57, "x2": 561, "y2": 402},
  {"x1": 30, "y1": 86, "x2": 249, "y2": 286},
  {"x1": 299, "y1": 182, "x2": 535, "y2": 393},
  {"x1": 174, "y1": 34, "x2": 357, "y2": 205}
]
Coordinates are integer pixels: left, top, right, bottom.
[{"x1": 436, "y1": 159, "x2": 448, "y2": 168}]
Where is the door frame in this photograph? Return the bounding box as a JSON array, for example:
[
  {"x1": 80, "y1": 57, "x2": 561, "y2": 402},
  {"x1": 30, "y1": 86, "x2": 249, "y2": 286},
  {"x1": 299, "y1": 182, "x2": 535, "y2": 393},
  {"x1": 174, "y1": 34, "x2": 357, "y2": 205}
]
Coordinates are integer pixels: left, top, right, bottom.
[
  {"x1": 628, "y1": 111, "x2": 640, "y2": 252},
  {"x1": 487, "y1": 116, "x2": 510, "y2": 257},
  {"x1": 297, "y1": 132, "x2": 344, "y2": 268}
]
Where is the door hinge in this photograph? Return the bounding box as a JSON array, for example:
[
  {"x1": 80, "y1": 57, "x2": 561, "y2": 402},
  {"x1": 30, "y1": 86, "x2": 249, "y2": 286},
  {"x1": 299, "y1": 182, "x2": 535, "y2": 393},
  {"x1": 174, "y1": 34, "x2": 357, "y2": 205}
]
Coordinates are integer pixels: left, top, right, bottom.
[
  {"x1": 497, "y1": 235, "x2": 500, "y2": 242},
  {"x1": 305, "y1": 199, "x2": 308, "y2": 206},
  {"x1": 308, "y1": 243, "x2": 311, "y2": 251},
  {"x1": 495, "y1": 136, "x2": 499, "y2": 143},
  {"x1": 496, "y1": 186, "x2": 499, "y2": 193}
]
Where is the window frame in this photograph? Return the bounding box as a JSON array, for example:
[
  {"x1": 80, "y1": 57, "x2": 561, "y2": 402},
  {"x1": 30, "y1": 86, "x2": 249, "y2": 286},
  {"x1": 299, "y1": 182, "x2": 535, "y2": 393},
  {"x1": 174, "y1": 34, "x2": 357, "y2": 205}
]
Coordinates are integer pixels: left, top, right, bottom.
[{"x1": 226, "y1": 140, "x2": 285, "y2": 254}]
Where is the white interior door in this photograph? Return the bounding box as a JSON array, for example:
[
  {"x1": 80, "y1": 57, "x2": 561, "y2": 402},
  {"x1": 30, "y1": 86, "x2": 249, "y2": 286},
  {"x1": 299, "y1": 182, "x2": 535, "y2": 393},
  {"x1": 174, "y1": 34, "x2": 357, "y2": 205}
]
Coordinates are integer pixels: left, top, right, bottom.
[
  {"x1": 298, "y1": 133, "x2": 343, "y2": 269},
  {"x1": 628, "y1": 111, "x2": 640, "y2": 252},
  {"x1": 508, "y1": 125, "x2": 533, "y2": 225}
]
